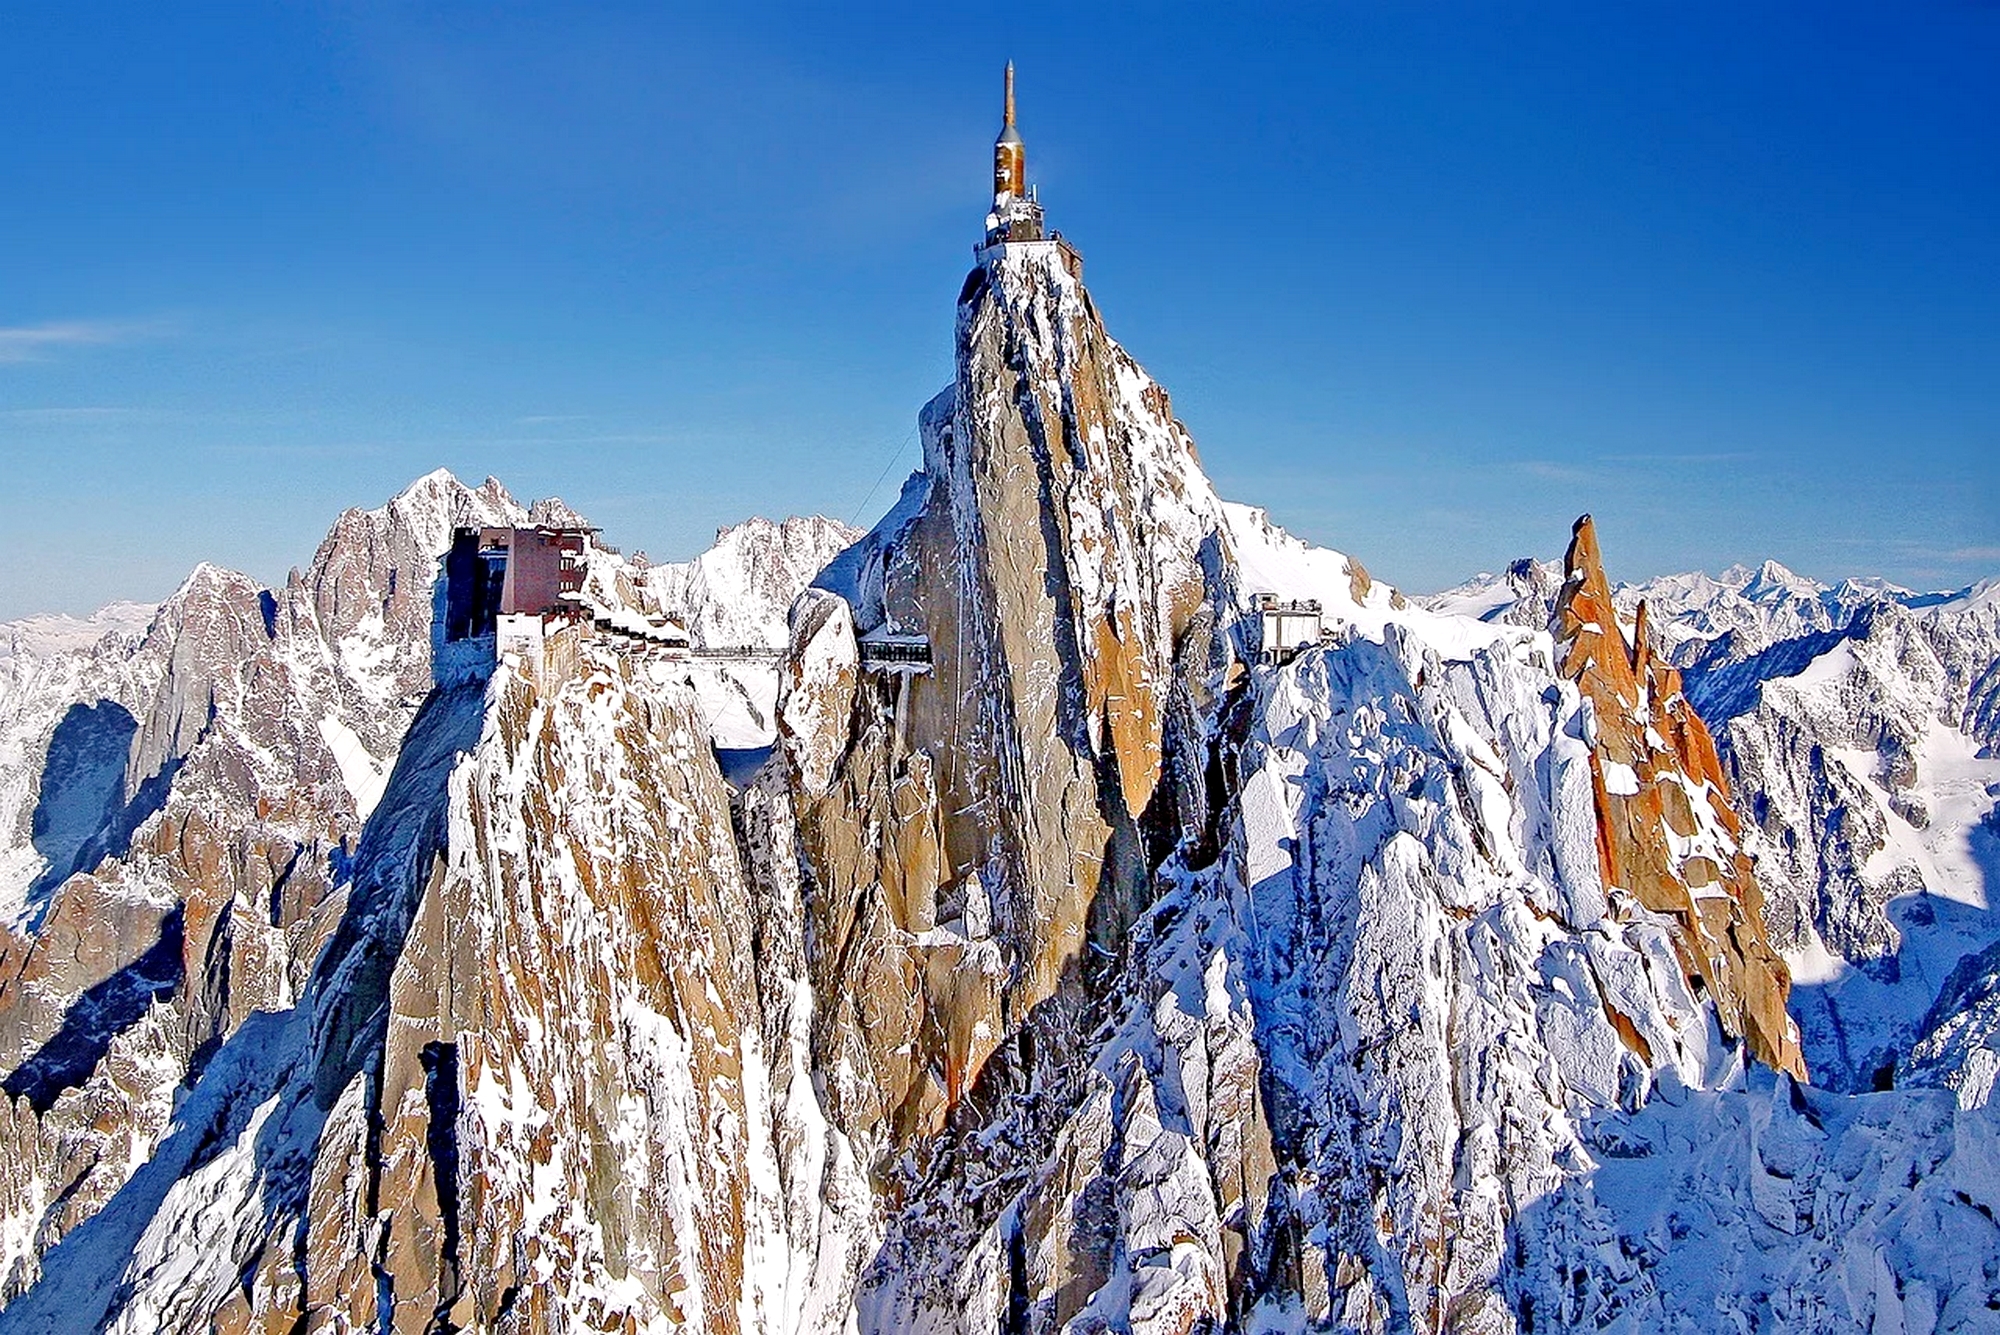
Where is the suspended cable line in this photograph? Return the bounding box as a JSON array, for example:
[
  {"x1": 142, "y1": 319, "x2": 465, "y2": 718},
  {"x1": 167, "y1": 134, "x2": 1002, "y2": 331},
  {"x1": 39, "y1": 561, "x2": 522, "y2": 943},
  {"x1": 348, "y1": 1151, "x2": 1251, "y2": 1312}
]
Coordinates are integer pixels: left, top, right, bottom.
[{"x1": 847, "y1": 424, "x2": 920, "y2": 529}]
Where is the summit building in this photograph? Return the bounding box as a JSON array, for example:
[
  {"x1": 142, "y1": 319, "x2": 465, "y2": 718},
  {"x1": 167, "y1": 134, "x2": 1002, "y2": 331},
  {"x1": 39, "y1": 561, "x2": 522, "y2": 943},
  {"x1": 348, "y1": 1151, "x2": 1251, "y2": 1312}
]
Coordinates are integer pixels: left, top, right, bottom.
[{"x1": 976, "y1": 63, "x2": 1082, "y2": 280}]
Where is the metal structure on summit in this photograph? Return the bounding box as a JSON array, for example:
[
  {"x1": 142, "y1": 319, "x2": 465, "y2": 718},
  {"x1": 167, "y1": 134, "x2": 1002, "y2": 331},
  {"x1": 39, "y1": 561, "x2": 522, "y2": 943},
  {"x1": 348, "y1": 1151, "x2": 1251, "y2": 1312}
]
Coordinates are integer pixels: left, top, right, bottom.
[
  {"x1": 992, "y1": 62, "x2": 1027, "y2": 209},
  {"x1": 442, "y1": 525, "x2": 593, "y2": 641},
  {"x1": 985, "y1": 62, "x2": 1040, "y2": 244},
  {"x1": 1253, "y1": 593, "x2": 1332, "y2": 666},
  {"x1": 979, "y1": 63, "x2": 1081, "y2": 279}
]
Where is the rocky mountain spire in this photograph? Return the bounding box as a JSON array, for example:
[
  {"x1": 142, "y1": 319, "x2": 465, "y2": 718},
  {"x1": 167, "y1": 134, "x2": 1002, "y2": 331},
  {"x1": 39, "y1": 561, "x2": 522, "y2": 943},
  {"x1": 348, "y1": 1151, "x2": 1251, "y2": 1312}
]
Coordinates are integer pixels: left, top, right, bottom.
[
  {"x1": 3, "y1": 77, "x2": 1992, "y2": 1331},
  {"x1": 775, "y1": 240, "x2": 1235, "y2": 1151},
  {"x1": 1556, "y1": 513, "x2": 1806, "y2": 1077}
]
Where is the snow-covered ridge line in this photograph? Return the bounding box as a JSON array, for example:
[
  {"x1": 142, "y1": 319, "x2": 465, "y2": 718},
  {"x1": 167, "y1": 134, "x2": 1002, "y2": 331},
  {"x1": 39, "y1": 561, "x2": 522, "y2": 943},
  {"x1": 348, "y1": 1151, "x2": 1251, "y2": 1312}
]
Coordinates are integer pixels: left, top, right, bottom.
[
  {"x1": 1425, "y1": 555, "x2": 1992, "y2": 673},
  {"x1": 0, "y1": 603, "x2": 157, "y2": 663}
]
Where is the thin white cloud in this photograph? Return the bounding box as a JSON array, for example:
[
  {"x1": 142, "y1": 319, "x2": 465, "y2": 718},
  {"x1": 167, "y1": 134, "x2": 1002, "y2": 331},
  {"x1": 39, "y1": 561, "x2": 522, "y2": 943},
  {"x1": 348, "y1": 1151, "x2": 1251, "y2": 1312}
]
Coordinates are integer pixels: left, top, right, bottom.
[
  {"x1": 0, "y1": 406, "x2": 165, "y2": 423},
  {"x1": 1601, "y1": 451, "x2": 1757, "y2": 464},
  {"x1": 0, "y1": 319, "x2": 165, "y2": 364},
  {"x1": 1516, "y1": 460, "x2": 1595, "y2": 483}
]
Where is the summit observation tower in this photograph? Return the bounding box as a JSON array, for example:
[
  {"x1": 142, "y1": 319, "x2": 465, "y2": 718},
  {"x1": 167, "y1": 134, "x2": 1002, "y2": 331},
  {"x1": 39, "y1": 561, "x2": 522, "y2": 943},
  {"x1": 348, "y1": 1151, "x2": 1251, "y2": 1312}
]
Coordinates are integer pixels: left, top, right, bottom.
[{"x1": 977, "y1": 64, "x2": 1082, "y2": 279}]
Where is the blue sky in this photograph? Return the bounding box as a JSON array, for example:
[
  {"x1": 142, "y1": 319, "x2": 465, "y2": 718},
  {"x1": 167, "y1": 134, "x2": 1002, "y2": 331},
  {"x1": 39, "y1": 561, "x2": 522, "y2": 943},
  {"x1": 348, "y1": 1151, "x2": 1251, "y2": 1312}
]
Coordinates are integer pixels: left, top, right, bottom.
[{"x1": 3, "y1": 3, "x2": 1996, "y2": 619}]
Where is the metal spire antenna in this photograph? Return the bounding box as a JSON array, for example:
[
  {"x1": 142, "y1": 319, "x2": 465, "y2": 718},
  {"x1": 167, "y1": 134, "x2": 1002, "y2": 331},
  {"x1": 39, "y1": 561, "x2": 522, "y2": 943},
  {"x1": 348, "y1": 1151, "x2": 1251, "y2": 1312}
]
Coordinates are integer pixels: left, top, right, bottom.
[
  {"x1": 994, "y1": 61, "x2": 1026, "y2": 204},
  {"x1": 983, "y1": 60, "x2": 1063, "y2": 259}
]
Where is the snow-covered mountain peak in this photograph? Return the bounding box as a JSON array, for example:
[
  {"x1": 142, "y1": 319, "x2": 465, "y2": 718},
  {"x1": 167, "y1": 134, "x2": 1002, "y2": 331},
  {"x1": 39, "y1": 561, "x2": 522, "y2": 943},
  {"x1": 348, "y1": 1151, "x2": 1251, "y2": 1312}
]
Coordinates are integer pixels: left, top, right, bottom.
[
  {"x1": 169, "y1": 558, "x2": 254, "y2": 598},
  {"x1": 1832, "y1": 574, "x2": 1917, "y2": 605},
  {"x1": 0, "y1": 601, "x2": 157, "y2": 662},
  {"x1": 1942, "y1": 576, "x2": 2000, "y2": 613},
  {"x1": 372, "y1": 468, "x2": 526, "y2": 562},
  {"x1": 1741, "y1": 556, "x2": 1822, "y2": 602},
  {"x1": 525, "y1": 494, "x2": 589, "y2": 530},
  {"x1": 639, "y1": 514, "x2": 860, "y2": 652},
  {"x1": 1419, "y1": 556, "x2": 1565, "y2": 631}
]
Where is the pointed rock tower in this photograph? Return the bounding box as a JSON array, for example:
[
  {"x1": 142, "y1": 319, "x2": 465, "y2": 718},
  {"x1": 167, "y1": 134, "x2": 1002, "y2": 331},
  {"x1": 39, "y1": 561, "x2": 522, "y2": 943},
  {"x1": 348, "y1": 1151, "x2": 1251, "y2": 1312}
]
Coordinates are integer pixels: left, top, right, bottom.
[
  {"x1": 1556, "y1": 514, "x2": 1806, "y2": 1078},
  {"x1": 773, "y1": 75, "x2": 1236, "y2": 1150}
]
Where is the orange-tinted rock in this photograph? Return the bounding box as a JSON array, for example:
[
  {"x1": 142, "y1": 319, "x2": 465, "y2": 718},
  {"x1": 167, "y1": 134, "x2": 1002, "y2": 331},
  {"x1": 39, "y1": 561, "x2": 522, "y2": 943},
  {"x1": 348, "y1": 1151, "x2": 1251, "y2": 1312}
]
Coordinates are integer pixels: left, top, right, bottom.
[
  {"x1": 1554, "y1": 515, "x2": 1805, "y2": 1078},
  {"x1": 769, "y1": 248, "x2": 1233, "y2": 1161}
]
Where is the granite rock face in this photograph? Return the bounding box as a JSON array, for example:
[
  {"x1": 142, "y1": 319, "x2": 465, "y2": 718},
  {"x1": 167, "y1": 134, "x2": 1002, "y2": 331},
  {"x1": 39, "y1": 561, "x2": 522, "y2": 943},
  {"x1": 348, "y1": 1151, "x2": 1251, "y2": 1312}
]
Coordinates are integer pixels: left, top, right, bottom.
[
  {"x1": 770, "y1": 245, "x2": 1236, "y2": 1162},
  {"x1": 1429, "y1": 536, "x2": 2000, "y2": 1102},
  {"x1": 179, "y1": 647, "x2": 869, "y2": 1335},
  {"x1": 0, "y1": 470, "x2": 526, "y2": 1301},
  {"x1": 1553, "y1": 515, "x2": 1806, "y2": 1079},
  {"x1": 0, "y1": 495, "x2": 877, "y2": 1331}
]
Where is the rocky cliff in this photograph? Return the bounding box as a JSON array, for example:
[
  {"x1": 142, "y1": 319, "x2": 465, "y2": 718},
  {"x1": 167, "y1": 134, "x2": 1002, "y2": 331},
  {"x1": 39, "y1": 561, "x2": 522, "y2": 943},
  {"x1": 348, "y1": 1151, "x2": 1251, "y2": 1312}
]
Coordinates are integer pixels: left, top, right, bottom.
[
  {"x1": 0, "y1": 470, "x2": 534, "y2": 1301},
  {"x1": 0, "y1": 642, "x2": 878, "y2": 1334},
  {"x1": 0, "y1": 474, "x2": 852, "y2": 1308},
  {"x1": 1553, "y1": 515, "x2": 1805, "y2": 1078},
  {"x1": 0, "y1": 243, "x2": 1994, "y2": 1332},
  {"x1": 767, "y1": 244, "x2": 1235, "y2": 1166}
]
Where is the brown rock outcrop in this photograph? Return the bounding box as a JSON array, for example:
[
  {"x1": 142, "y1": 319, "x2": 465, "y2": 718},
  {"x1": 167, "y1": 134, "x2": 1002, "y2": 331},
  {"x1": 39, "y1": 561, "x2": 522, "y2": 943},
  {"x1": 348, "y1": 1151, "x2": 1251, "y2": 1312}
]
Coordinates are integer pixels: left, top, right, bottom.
[
  {"x1": 0, "y1": 472, "x2": 526, "y2": 1298},
  {"x1": 47, "y1": 642, "x2": 879, "y2": 1335},
  {"x1": 1554, "y1": 514, "x2": 1806, "y2": 1078},
  {"x1": 771, "y1": 245, "x2": 1236, "y2": 1157}
]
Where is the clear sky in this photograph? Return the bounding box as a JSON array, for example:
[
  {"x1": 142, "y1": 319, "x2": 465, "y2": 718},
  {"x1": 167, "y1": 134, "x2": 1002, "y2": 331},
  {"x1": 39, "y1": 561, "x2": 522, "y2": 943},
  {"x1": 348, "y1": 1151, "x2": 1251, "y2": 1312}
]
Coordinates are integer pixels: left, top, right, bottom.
[{"x1": 3, "y1": 3, "x2": 1996, "y2": 619}]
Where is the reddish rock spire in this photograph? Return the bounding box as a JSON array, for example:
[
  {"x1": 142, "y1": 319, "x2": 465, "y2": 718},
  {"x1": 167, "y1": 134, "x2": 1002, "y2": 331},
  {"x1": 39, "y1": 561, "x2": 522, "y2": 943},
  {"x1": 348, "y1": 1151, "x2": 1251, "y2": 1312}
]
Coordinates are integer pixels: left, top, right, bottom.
[{"x1": 1556, "y1": 513, "x2": 1807, "y2": 1079}]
